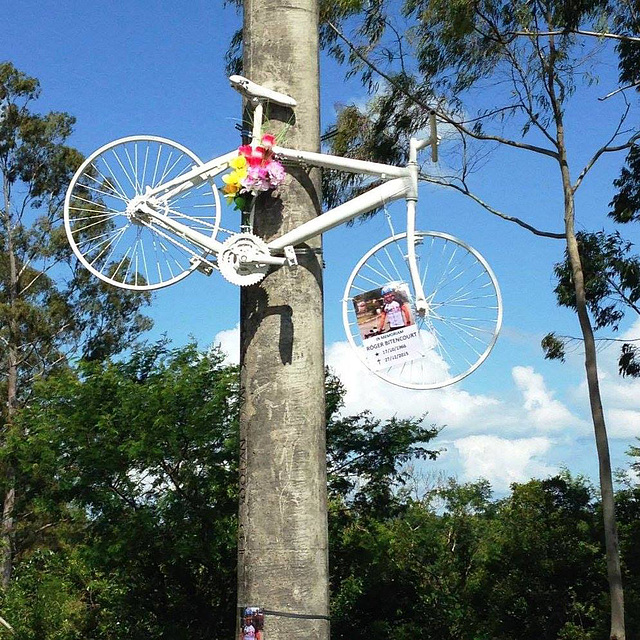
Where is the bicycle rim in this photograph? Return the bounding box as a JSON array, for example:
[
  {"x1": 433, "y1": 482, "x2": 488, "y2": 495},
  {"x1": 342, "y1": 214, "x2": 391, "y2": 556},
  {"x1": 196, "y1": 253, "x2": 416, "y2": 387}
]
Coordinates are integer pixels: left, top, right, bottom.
[
  {"x1": 64, "y1": 135, "x2": 220, "y2": 291},
  {"x1": 342, "y1": 231, "x2": 502, "y2": 389}
]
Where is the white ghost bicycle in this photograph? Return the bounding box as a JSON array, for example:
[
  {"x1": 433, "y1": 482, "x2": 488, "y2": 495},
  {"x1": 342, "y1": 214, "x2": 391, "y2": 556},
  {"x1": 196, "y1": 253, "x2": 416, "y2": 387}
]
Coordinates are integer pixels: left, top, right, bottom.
[{"x1": 64, "y1": 75, "x2": 502, "y2": 390}]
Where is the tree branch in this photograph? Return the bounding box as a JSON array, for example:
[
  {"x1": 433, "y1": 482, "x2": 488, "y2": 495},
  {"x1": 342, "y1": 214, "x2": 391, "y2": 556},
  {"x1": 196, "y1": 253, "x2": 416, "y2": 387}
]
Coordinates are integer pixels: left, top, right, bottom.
[
  {"x1": 599, "y1": 81, "x2": 640, "y2": 101},
  {"x1": 607, "y1": 277, "x2": 640, "y2": 317},
  {"x1": 419, "y1": 172, "x2": 565, "y2": 238},
  {"x1": 0, "y1": 615, "x2": 14, "y2": 633},
  {"x1": 573, "y1": 101, "x2": 639, "y2": 193},
  {"x1": 508, "y1": 29, "x2": 640, "y2": 43},
  {"x1": 327, "y1": 20, "x2": 560, "y2": 159}
]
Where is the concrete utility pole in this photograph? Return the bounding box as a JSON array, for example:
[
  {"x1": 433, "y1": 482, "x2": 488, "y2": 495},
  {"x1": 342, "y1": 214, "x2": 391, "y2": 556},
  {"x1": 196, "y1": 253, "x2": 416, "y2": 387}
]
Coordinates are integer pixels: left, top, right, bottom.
[{"x1": 237, "y1": 1, "x2": 329, "y2": 640}]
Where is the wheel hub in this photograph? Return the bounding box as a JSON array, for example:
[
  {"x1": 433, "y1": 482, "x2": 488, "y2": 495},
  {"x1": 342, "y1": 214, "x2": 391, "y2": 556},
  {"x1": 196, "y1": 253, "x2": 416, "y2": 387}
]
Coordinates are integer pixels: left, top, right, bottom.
[{"x1": 125, "y1": 195, "x2": 153, "y2": 226}]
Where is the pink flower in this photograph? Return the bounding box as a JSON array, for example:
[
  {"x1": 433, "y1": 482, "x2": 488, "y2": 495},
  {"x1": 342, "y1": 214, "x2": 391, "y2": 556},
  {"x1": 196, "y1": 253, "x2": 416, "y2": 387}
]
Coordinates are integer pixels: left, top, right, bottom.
[
  {"x1": 267, "y1": 160, "x2": 286, "y2": 186},
  {"x1": 261, "y1": 133, "x2": 276, "y2": 148},
  {"x1": 242, "y1": 165, "x2": 271, "y2": 194}
]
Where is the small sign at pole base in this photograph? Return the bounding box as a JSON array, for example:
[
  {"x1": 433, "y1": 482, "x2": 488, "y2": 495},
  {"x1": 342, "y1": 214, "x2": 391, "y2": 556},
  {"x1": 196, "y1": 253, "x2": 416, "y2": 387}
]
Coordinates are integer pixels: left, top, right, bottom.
[{"x1": 238, "y1": 606, "x2": 265, "y2": 640}]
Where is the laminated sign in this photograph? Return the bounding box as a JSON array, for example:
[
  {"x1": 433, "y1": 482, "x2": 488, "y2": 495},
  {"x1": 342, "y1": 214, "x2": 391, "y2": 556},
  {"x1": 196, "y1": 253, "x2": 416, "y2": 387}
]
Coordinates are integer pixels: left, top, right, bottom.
[
  {"x1": 352, "y1": 281, "x2": 426, "y2": 370},
  {"x1": 363, "y1": 324, "x2": 425, "y2": 370}
]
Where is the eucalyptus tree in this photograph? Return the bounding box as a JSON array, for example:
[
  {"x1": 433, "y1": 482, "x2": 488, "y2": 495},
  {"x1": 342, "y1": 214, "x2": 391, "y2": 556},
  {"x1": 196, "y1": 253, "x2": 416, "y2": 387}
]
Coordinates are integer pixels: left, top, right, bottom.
[
  {"x1": 602, "y1": 5, "x2": 640, "y2": 375},
  {"x1": 0, "y1": 62, "x2": 151, "y2": 587},
  {"x1": 318, "y1": 2, "x2": 639, "y2": 638},
  {"x1": 539, "y1": 1, "x2": 640, "y2": 375},
  {"x1": 543, "y1": 230, "x2": 640, "y2": 376}
]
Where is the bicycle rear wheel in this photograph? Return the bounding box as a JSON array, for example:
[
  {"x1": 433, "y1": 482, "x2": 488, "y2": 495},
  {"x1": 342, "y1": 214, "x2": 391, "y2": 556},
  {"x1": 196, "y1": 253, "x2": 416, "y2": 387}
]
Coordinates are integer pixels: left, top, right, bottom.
[
  {"x1": 342, "y1": 231, "x2": 502, "y2": 389},
  {"x1": 64, "y1": 135, "x2": 220, "y2": 291}
]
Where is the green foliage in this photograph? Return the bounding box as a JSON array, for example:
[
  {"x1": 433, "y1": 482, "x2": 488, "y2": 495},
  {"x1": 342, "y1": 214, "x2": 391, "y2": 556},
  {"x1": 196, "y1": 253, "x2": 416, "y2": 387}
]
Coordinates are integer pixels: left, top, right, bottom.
[
  {"x1": 0, "y1": 549, "x2": 99, "y2": 640},
  {"x1": 9, "y1": 342, "x2": 240, "y2": 639},
  {"x1": 552, "y1": 231, "x2": 640, "y2": 331},
  {"x1": 611, "y1": 146, "x2": 640, "y2": 225},
  {"x1": 329, "y1": 473, "x2": 623, "y2": 640},
  {"x1": 541, "y1": 331, "x2": 567, "y2": 362},
  {"x1": 618, "y1": 343, "x2": 640, "y2": 377},
  {"x1": 0, "y1": 61, "x2": 152, "y2": 402},
  {"x1": 4, "y1": 346, "x2": 440, "y2": 638},
  {"x1": 318, "y1": 0, "x2": 639, "y2": 218},
  {"x1": 551, "y1": 231, "x2": 640, "y2": 376},
  {"x1": 469, "y1": 475, "x2": 605, "y2": 640},
  {"x1": 326, "y1": 371, "x2": 440, "y2": 514},
  {"x1": 3, "y1": 343, "x2": 640, "y2": 638},
  {"x1": 0, "y1": 60, "x2": 153, "y2": 589},
  {"x1": 323, "y1": 74, "x2": 432, "y2": 210},
  {"x1": 615, "y1": 470, "x2": 640, "y2": 636}
]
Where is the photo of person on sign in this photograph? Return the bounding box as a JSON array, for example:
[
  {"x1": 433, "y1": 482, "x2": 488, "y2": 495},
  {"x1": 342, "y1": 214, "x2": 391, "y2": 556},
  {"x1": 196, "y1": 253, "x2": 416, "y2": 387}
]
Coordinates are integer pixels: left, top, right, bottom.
[{"x1": 377, "y1": 283, "x2": 413, "y2": 334}]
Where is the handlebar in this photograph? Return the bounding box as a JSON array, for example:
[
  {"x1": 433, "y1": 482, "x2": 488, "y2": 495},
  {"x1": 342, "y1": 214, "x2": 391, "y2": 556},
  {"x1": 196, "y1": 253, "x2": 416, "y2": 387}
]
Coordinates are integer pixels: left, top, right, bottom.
[{"x1": 411, "y1": 112, "x2": 439, "y2": 163}]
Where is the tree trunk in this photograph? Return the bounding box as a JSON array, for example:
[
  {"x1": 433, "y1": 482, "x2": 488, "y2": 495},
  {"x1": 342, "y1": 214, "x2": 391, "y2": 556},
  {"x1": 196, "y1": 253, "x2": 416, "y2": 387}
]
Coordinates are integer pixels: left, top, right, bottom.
[
  {"x1": 1, "y1": 177, "x2": 17, "y2": 588},
  {"x1": 546, "y1": 28, "x2": 625, "y2": 634},
  {"x1": 564, "y1": 225, "x2": 626, "y2": 640},
  {"x1": 557, "y1": 146, "x2": 626, "y2": 640},
  {"x1": 238, "y1": 2, "x2": 329, "y2": 640}
]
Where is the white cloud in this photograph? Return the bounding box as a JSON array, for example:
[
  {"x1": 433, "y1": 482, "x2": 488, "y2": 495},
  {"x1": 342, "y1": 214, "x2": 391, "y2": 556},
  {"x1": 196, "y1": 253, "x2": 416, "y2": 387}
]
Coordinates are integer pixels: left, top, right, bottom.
[
  {"x1": 325, "y1": 339, "x2": 595, "y2": 482},
  {"x1": 325, "y1": 340, "x2": 502, "y2": 431},
  {"x1": 326, "y1": 341, "x2": 585, "y2": 438},
  {"x1": 567, "y1": 318, "x2": 640, "y2": 439},
  {"x1": 512, "y1": 365, "x2": 579, "y2": 431},
  {"x1": 213, "y1": 324, "x2": 240, "y2": 365},
  {"x1": 605, "y1": 409, "x2": 640, "y2": 439},
  {"x1": 208, "y1": 325, "x2": 621, "y2": 483},
  {"x1": 453, "y1": 435, "x2": 557, "y2": 490}
]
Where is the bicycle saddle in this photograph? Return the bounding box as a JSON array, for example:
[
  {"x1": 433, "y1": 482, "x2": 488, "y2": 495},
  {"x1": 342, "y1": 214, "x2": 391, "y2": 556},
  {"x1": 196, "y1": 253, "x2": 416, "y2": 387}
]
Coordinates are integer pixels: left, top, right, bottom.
[{"x1": 229, "y1": 75, "x2": 297, "y2": 108}]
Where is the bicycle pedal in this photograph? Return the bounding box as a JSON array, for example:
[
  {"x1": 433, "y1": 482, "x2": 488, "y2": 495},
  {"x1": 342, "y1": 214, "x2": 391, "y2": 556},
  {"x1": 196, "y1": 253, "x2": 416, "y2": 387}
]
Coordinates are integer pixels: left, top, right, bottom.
[
  {"x1": 189, "y1": 256, "x2": 214, "y2": 276},
  {"x1": 284, "y1": 245, "x2": 298, "y2": 267}
]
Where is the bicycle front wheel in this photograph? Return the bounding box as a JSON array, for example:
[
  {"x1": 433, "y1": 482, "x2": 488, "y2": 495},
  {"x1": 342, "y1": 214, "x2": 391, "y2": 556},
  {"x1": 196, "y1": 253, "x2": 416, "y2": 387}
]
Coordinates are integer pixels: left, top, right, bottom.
[
  {"x1": 64, "y1": 135, "x2": 221, "y2": 291},
  {"x1": 342, "y1": 231, "x2": 502, "y2": 390}
]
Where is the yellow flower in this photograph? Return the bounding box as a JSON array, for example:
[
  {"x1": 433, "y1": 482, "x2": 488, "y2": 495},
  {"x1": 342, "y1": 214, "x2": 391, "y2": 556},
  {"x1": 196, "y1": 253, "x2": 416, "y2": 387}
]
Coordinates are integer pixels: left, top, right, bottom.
[
  {"x1": 222, "y1": 184, "x2": 240, "y2": 204},
  {"x1": 222, "y1": 167, "x2": 246, "y2": 187},
  {"x1": 222, "y1": 182, "x2": 240, "y2": 196},
  {"x1": 230, "y1": 155, "x2": 248, "y2": 170}
]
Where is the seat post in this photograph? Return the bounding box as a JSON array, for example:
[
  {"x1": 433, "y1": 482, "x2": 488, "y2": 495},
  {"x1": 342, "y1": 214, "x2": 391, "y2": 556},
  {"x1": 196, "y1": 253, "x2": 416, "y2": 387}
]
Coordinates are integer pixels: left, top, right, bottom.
[{"x1": 251, "y1": 101, "x2": 263, "y2": 147}]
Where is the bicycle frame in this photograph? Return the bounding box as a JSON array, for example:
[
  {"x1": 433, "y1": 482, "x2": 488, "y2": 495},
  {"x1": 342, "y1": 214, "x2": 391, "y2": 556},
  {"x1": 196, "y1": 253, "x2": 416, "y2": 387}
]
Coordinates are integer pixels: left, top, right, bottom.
[
  {"x1": 63, "y1": 76, "x2": 503, "y2": 389},
  {"x1": 136, "y1": 137, "x2": 432, "y2": 312}
]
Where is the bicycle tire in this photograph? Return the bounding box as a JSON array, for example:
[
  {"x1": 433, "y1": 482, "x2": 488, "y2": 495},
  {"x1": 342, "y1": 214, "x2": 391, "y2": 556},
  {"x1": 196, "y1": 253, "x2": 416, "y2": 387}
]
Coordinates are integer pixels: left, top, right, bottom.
[
  {"x1": 64, "y1": 135, "x2": 220, "y2": 291},
  {"x1": 342, "y1": 231, "x2": 502, "y2": 389}
]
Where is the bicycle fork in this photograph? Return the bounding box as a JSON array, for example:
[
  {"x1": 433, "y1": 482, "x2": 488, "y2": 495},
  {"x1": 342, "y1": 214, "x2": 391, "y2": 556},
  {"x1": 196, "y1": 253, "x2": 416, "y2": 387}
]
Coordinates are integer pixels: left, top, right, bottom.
[{"x1": 407, "y1": 138, "x2": 429, "y2": 316}]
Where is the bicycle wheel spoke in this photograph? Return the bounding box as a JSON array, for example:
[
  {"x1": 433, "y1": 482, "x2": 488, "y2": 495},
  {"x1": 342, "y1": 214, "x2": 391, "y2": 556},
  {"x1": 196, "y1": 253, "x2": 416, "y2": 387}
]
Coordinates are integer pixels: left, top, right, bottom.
[
  {"x1": 102, "y1": 226, "x2": 129, "y2": 270},
  {"x1": 68, "y1": 209, "x2": 119, "y2": 222},
  {"x1": 100, "y1": 156, "x2": 132, "y2": 201},
  {"x1": 124, "y1": 145, "x2": 139, "y2": 195},
  {"x1": 86, "y1": 166, "x2": 129, "y2": 203},
  {"x1": 382, "y1": 245, "x2": 406, "y2": 282},
  {"x1": 157, "y1": 151, "x2": 176, "y2": 187},
  {"x1": 343, "y1": 231, "x2": 502, "y2": 389},
  {"x1": 64, "y1": 136, "x2": 220, "y2": 291},
  {"x1": 72, "y1": 212, "x2": 121, "y2": 234},
  {"x1": 89, "y1": 226, "x2": 129, "y2": 268},
  {"x1": 83, "y1": 173, "x2": 130, "y2": 204},
  {"x1": 77, "y1": 226, "x2": 125, "y2": 250},
  {"x1": 111, "y1": 147, "x2": 138, "y2": 194},
  {"x1": 141, "y1": 144, "x2": 150, "y2": 194}
]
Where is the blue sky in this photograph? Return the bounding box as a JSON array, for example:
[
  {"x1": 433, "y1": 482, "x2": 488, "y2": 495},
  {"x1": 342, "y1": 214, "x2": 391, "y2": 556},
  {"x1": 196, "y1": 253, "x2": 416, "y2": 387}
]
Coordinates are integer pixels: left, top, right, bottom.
[{"x1": 4, "y1": 0, "x2": 639, "y2": 494}]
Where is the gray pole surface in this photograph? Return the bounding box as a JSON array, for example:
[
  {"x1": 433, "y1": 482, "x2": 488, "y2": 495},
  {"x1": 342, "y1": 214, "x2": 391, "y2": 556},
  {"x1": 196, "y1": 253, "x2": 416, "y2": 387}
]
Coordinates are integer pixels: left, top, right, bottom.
[{"x1": 238, "y1": 2, "x2": 329, "y2": 640}]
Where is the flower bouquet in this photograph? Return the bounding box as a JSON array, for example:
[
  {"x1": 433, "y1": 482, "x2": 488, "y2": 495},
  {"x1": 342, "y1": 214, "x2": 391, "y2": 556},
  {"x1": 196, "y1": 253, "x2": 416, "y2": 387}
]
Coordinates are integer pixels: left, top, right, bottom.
[{"x1": 222, "y1": 134, "x2": 286, "y2": 212}]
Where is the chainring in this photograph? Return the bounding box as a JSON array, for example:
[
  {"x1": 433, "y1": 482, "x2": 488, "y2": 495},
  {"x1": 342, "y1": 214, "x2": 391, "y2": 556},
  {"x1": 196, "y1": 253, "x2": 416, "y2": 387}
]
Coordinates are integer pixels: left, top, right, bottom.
[{"x1": 218, "y1": 232, "x2": 271, "y2": 286}]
